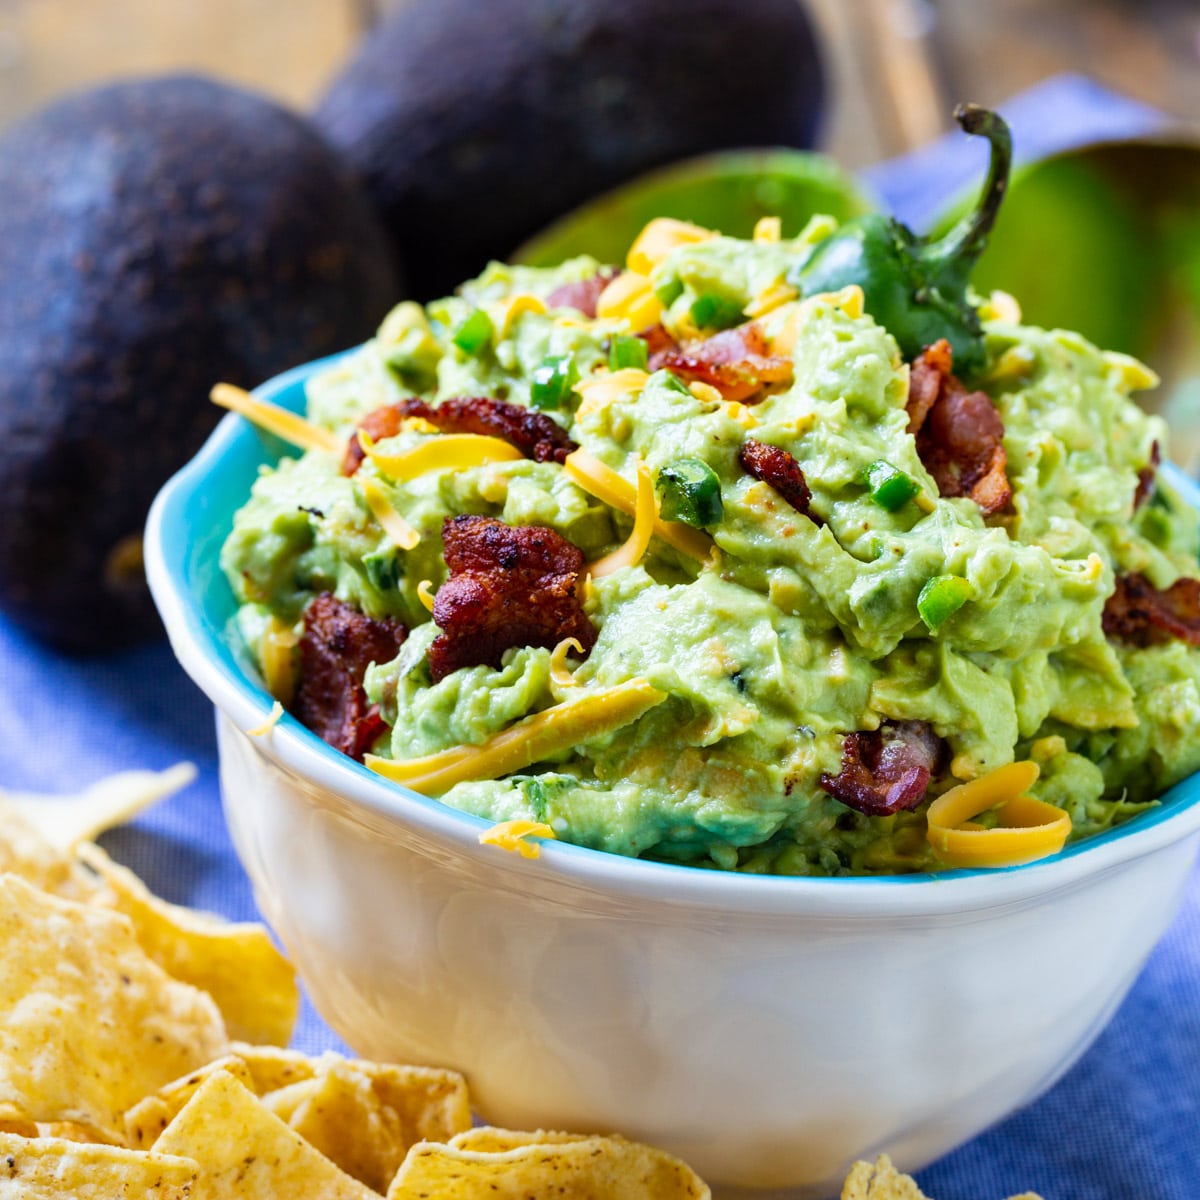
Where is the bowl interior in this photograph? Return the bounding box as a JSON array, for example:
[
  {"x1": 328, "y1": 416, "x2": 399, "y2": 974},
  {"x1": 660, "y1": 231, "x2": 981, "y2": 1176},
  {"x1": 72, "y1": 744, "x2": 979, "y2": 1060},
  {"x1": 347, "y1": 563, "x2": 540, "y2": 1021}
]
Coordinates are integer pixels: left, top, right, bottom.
[{"x1": 146, "y1": 349, "x2": 1200, "y2": 894}]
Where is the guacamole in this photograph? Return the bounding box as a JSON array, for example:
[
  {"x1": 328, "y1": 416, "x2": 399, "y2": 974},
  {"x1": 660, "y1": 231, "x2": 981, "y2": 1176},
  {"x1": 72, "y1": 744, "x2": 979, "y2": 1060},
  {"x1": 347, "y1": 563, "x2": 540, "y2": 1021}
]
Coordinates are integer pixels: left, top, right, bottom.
[{"x1": 220, "y1": 217, "x2": 1200, "y2": 875}]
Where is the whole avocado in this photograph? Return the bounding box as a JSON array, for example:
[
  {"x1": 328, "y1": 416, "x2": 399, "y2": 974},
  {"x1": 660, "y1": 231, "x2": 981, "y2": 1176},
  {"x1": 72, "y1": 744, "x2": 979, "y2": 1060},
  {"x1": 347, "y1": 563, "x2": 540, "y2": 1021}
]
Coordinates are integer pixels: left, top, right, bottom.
[
  {"x1": 0, "y1": 75, "x2": 400, "y2": 651},
  {"x1": 315, "y1": 0, "x2": 825, "y2": 298}
]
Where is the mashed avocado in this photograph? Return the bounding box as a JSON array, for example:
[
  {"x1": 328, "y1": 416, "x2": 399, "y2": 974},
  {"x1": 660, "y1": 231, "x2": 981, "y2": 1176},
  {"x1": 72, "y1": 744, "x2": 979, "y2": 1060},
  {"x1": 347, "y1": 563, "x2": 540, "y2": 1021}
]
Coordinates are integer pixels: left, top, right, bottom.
[{"x1": 221, "y1": 219, "x2": 1200, "y2": 875}]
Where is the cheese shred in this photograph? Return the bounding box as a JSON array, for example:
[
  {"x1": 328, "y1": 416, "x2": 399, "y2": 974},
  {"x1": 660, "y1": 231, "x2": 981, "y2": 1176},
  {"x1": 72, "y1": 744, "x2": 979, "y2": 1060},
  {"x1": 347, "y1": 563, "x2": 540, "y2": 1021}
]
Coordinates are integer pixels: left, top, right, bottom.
[
  {"x1": 364, "y1": 432, "x2": 523, "y2": 481},
  {"x1": 210, "y1": 383, "x2": 342, "y2": 455},
  {"x1": 588, "y1": 460, "x2": 656, "y2": 577},
  {"x1": 360, "y1": 478, "x2": 421, "y2": 551},
  {"x1": 247, "y1": 701, "x2": 285, "y2": 738},
  {"x1": 926, "y1": 761, "x2": 1072, "y2": 868},
  {"x1": 365, "y1": 678, "x2": 666, "y2": 795},
  {"x1": 479, "y1": 819, "x2": 558, "y2": 860}
]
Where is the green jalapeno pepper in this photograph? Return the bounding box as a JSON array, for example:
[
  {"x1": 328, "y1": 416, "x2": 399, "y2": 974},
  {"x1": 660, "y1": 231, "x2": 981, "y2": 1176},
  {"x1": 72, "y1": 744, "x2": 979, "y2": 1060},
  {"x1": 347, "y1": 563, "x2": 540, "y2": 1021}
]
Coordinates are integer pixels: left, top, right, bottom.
[{"x1": 790, "y1": 104, "x2": 1012, "y2": 377}]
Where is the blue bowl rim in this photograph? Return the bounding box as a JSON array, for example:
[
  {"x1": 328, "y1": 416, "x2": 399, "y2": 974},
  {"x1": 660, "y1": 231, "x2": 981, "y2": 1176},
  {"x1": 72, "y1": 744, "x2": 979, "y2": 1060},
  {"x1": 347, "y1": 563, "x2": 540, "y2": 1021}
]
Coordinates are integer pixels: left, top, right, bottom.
[{"x1": 145, "y1": 349, "x2": 1200, "y2": 917}]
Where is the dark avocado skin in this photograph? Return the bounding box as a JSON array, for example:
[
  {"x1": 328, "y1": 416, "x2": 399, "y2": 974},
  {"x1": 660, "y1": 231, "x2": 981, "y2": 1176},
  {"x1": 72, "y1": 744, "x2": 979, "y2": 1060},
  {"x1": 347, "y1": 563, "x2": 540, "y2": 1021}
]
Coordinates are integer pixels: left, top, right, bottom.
[
  {"x1": 315, "y1": 0, "x2": 825, "y2": 299},
  {"x1": 0, "y1": 75, "x2": 401, "y2": 651}
]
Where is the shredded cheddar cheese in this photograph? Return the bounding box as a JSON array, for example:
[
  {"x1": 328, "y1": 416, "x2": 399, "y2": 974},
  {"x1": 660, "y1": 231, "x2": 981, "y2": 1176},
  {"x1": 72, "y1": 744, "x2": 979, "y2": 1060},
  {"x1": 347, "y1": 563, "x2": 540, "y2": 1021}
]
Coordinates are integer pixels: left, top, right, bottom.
[
  {"x1": 246, "y1": 701, "x2": 284, "y2": 737},
  {"x1": 549, "y1": 637, "x2": 585, "y2": 689},
  {"x1": 588, "y1": 460, "x2": 656, "y2": 577},
  {"x1": 627, "y1": 217, "x2": 717, "y2": 274},
  {"x1": 364, "y1": 679, "x2": 666, "y2": 794},
  {"x1": 360, "y1": 478, "x2": 421, "y2": 551},
  {"x1": 595, "y1": 271, "x2": 662, "y2": 330},
  {"x1": 493, "y1": 292, "x2": 548, "y2": 337},
  {"x1": 364, "y1": 432, "x2": 523, "y2": 481},
  {"x1": 260, "y1": 616, "x2": 300, "y2": 705},
  {"x1": 563, "y1": 449, "x2": 713, "y2": 563},
  {"x1": 479, "y1": 819, "x2": 558, "y2": 859},
  {"x1": 745, "y1": 281, "x2": 799, "y2": 320},
  {"x1": 926, "y1": 761, "x2": 1072, "y2": 868},
  {"x1": 574, "y1": 368, "x2": 649, "y2": 417},
  {"x1": 752, "y1": 215, "x2": 782, "y2": 244},
  {"x1": 416, "y1": 579, "x2": 437, "y2": 613},
  {"x1": 210, "y1": 383, "x2": 342, "y2": 455},
  {"x1": 687, "y1": 381, "x2": 725, "y2": 406}
]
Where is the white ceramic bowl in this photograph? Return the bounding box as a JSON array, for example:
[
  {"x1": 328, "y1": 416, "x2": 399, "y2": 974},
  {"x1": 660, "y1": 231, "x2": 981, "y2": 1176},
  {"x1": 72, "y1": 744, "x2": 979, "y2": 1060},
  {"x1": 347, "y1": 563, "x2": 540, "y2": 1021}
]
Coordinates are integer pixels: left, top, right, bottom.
[{"x1": 145, "y1": 355, "x2": 1200, "y2": 1197}]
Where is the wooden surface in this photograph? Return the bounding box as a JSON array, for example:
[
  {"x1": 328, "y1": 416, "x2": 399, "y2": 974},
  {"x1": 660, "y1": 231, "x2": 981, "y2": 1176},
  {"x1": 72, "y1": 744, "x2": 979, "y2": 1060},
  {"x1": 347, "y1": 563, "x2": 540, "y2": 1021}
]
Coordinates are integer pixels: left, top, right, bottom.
[{"x1": 0, "y1": 0, "x2": 1194, "y2": 165}]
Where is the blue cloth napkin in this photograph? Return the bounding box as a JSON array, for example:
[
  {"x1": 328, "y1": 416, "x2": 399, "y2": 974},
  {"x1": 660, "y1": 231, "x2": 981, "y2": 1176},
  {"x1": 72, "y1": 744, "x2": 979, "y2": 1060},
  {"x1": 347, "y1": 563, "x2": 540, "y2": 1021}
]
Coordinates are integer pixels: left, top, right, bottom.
[{"x1": 0, "y1": 73, "x2": 1195, "y2": 1199}]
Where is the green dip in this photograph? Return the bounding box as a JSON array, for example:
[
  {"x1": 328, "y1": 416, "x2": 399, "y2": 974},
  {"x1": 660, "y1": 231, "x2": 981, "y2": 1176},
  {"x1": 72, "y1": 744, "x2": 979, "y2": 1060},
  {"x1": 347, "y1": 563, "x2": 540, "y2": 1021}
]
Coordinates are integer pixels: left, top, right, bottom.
[{"x1": 221, "y1": 220, "x2": 1200, "y2": 875}]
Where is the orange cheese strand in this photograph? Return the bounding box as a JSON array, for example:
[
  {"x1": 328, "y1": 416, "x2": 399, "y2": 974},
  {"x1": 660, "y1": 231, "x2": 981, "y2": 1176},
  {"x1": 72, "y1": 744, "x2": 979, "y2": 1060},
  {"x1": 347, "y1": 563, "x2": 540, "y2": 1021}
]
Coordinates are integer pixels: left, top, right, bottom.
[
  {"x1": 926, "y1": 761, "x2": 1072, "y2": 868},
  {"x1": 588, "y1": 460, "x2": 656, "y2": 578},
  {"x1": 563, "y1": 449, "x2": 712, "y2": 564},
  {"x1": 360, "y1": 478, "x2": 421, "y2": 551},
  {"x1": 479, "y1": 819, "x2": 558, "y2": 860},
  {"x1": 210, "y1": 383, "x2": 342, "y2": 455},
  {"x1": 365, "y1": 679, "x2": 665, "y2": 795},
  {"x1": 364, "y1": 432, "x2": 523, "y2": 481}
]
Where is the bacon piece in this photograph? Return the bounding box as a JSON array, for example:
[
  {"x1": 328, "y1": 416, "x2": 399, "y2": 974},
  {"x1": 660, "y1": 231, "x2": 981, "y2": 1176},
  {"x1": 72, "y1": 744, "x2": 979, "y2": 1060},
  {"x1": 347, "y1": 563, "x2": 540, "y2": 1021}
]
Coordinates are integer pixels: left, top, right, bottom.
[
  {"x1": 650, "y1": 322, "x2": 793, "y2": 403},
  {"x1": 429, "y1": 516, "x2": 596, "y2": 682},
  {"x1": 343, "y1": 396, "x2": 577, "y2": 475},
  {"x1": 293, "y1": 593, "x2": 407, "y2": 761},
  {"x1": 1134, "y1": 440, "x2": 1160, "y2": 509},
  {"x1": 1102, "y1": 571, "x2": 1200, "y2": 647},
  {"x1": 906, "y1": 340, "x2": 1011, "y2": 516},
  {"x1": 738, "y1": 438, "x2": 814, "y2": 518},
  {"x1": 819, "y1": 720, "x2": 946, "y2": 817},
  {"x1": 637, "y1": 323, "x2": 679, "y2": 359},
  {"x1": 545, "y1": 267, "x2": 620, "y2": 318}
]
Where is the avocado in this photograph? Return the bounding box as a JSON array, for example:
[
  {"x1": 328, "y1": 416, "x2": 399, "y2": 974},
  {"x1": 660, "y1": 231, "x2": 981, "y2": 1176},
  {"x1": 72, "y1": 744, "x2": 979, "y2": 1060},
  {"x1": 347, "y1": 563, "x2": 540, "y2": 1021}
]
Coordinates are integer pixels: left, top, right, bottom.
[
  {"x1": 315, "y1": 0, "x2": 825, "y2": 298},
  {"x1": 0, "y1": 75, "x2": 401, "y2": 651}
]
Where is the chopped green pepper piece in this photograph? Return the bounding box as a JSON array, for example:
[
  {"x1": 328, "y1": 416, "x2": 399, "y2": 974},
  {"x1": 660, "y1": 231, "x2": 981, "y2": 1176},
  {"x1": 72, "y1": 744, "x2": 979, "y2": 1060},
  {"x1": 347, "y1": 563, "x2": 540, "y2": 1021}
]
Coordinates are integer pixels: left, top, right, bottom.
[
  {"x1": 655, "y1": 277, "x2": 684, "y2": 307},
  {"x1": 917, "y1": 575, "x2": 972, "y2": 630},
  {"x1": 790, "y1": 104, "x2": 1011, "y2": 377},
  {"x1": 656, "y1": 458, "x2": 724, "y2": 527},
  {"x1": 451, "y1": 308, "x2": 494, "y2": 355},
  {"x1": 660, "y1": 372, "x2": 694, "y2": 396},
  {"x1": 609, "y1": 334, "x2": 649, "y2": 371},
  {"x1": 689, "y1": 293, "x2": 745, "y2": 331},
  {"x1": 865, "y1": 460, "x2": 920, "y2": 511},
  {"x1": 529, "y1": 354, "x2": 579, "y2": 410}
]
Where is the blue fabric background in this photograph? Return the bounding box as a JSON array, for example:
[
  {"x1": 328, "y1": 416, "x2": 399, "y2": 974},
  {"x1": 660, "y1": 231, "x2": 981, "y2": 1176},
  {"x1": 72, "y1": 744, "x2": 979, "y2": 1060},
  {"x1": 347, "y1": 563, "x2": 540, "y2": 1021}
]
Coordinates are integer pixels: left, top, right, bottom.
[{"x1": 0, "y1": 75, "x2": 1195, "y2": 1198}]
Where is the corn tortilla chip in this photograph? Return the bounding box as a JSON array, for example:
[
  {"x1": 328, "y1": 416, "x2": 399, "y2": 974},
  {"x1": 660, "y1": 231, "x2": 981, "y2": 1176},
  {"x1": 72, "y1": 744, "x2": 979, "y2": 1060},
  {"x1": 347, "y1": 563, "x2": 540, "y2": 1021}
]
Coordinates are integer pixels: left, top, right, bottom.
[
  {"x1": 0, "y1": 1129, "x2": 197, "y2": 1198},
  {"x1": 226, "y1": 1043, "x2": 316, "y2": 1096},
  {"x1": 0, "y1": 803, "x2": 101, "y2": 903},
  {"x1": 387, "y1": 1129, "x2": 711, "y2": 1199},
  {"x1": 0, "y1": 873, "x2": 227, "y2": 1137},
  {"x1": 152, "y1": 1069, "x2": 378, "y2": 1199},
  {"x1": 259, "y1": 1054, "x2": 470, "y2": 1193},
  {"x1": 842, "y1": 1156, "x2": 930, "y2": 1200},
  {"x1": 2, "y1": 764, "x2": 195, "y2": 852},
  {"x1": 79, "y1": 843, "x2": 299, "y2": 1047},
  {"x1": 124, "y1": 1056, "x2": 255, "y2": 1149}
]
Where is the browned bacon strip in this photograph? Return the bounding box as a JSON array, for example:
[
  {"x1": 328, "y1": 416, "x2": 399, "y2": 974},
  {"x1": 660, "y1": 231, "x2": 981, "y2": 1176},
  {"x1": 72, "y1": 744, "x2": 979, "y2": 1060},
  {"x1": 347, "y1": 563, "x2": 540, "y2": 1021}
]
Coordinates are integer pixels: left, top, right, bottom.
[
  {"x1": 819, "y1": 720, "x2": 946, "y2": 817},
  {"x1": 343, "y1": 396, "x2": 578, "y2": 475},
  {"x1": 906, "y1": 340, "x2": 1011, "y2": 516},
  {"x1": 293, "y1": 593, "x2": 407, "y2": 760},
  {"x1": 650, "y1": 322, "x2": 793, "y2": 403},
  {"x1": 738, "y1": 438, "x2": 814, "y2": 518},
  {"x1": 545, "y1": 267, "x2": 620, "y2": 318},
  {"x1": 1134, "y1": 440, "x2": 1161, "y2": 509},
  {"x1": 429, "y1": 516, "x2": 596, "y2": 682},
  {"x1": 1102, "y1": 571, "x2": 1200, "y2": 647}
]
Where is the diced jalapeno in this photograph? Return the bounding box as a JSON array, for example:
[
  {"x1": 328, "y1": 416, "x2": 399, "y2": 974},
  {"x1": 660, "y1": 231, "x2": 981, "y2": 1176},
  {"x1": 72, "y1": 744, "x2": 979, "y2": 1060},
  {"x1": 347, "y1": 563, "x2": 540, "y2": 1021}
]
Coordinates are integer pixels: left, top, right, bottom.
[
  {"x1": 530, "y1": 354, "x2": 579, "y2": 410},
  {"x1": 865, "y1": 459, "x2": 920, "y2": 511},
  {"x1": 689, "y1": 293, "x2": 744, "y2": 331},
  {"x1": 608, "y1": 334, "x2": 649, "y2": 372},
  {"x1": 655, "y1": 277, "x2": 684, "y2": 307},
  {"x1": 451, "y1": 308, "x2": 494, "y2": 355},
  {"x1": 917, "y1": 575, "x2": 972, "y2": 630},
  {"x1": 656, "y1": 458, "x2": 724, "y2": 527},
  {"x1": 660, "y1": 372, "x2": 693, "y2": 396}
]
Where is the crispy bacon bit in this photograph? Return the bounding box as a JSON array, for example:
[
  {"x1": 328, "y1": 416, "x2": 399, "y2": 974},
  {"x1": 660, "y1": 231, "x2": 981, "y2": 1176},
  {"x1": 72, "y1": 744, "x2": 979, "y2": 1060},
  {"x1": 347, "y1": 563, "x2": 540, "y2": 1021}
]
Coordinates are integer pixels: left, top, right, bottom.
[
  {"x1": 546, "y1": 267, "x2": 620, "y2": 318},
  {"x1": 293, "y1": 593, "x2": 407, "y2": 760},
  {"x1": 738, "y1": 438, "x2": 814, "y2": 518},
  {"x1": 343, "y1": 396, "x2": 578, "y2": 475},
  {"x1": 1134, "y1": 440, "x2": 1161, "y2": 509},
  {"x1": 819, "y1": 720, "x2": 946, "y2": 817},
  {"x1": 429, "y1": 516, "x2": 596, "y2": 682},
  {"x1": 637, "y1": 323, "x2": 679, "y2": 359},
  {"x1": 650, "y1": 322, "x2": 793, "y2": 403},
  {"x1": 906, "y1": 340, "x2": 1011, "y2": 515},
  {"x1": 1102, "y1": 572, "x2": 1200, "y2": 647}
]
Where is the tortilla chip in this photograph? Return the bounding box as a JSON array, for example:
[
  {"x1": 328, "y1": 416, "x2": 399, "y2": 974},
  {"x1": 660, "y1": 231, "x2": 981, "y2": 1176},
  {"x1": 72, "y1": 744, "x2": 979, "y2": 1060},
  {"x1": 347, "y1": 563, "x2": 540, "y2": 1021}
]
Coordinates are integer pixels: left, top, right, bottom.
[
  {"x1": 0, "y1": 873, "x2": 227, "y2": 1137},
  {"x1": 227, "y1": 1042, "x2": 317, "y2": 1096},
  {"x1": 124, "y1": 1056, "x2": 255, "y2": 1148},
  {"x1": 259, "y1": 1054, "x2": 470, "y2": 1193},
  {"x1": 0, "y1": 802, "x2": 101, "y2": 902},
  {"x1": 387, "y1": 1129, "x2": 711, "y2": 1199},
  {"x1": 2, "y1": 764, "x2": 196, "y2": 852},
  {"x1": 152, "y1": 1069, "x2": 378, "y2": 1199},
  {"x1": 841, "y1": 1156, "x2": 930, "y2": 1200},
  {"x1": 79, "y1": 843, "x2": 299, "y2": 1047},
  {"x1": 0, "y1": 1129, "x2": 197, "y2": 1198}
]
